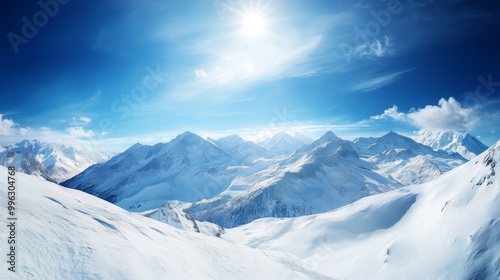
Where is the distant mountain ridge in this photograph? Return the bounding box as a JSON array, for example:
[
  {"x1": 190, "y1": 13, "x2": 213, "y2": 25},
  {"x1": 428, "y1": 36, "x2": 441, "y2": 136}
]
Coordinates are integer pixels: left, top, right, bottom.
[
  {"x1": 0, "y1": 139, "x2": 112, "y2": 182},
  {"x1": 352, "y1": 132, "x2": 467, "y2": 185},
  {"x1": 414, "y1": 130, "x2": 488, "y2": 159},
  {"x1": 211, "y1": 134, "x2": 271, "y2": 163},
  {"x1": 257, "y1": 132, "x2": 311, "y2": 155}
]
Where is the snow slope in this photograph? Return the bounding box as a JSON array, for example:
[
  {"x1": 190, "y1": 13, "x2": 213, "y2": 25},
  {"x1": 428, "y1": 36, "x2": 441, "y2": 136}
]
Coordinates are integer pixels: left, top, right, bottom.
[
  {"x1": 0, "y1": 166, "x2": 327, "y2": 280},
  {"x1": 414, "y1": 130, "x2": 488, "y2": 159},
  {"x1": 352, "y1": 132, "x2": 467, "y2": 185},
  {"x1": 228, "y1": 140, "x2": 500, "y2": 280},
  {"x1": 0, "y1": 140, "x2": 112, "y2": 182},
  {"x1": 187, "y1": 131, "x2": 399, "y2": 227}
]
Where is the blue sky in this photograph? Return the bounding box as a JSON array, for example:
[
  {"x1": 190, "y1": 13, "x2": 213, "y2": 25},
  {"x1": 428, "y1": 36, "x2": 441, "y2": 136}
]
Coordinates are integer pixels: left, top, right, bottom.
[{"x1": 1, "y1": 0, "x2": 499, "y2": 151}]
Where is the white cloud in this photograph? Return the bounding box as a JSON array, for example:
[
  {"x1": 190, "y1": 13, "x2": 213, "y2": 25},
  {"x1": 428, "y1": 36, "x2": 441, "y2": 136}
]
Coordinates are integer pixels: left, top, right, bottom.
[
  {"x1": 70, "y1": 116, "x2": 92, "y2": 126},
  {"x1": 80, "y1": 116, "x2": 92, "y2": 123},
  {"x1": 0, "y1": 114, "x2": 16, "y2": 135},
  {"x1": 369, "y1": 105, "x2": 408, "y2": 122},
  {"x1": 366, "y1": 97, "x2": 480, "y2": 131},
  {"x1": 408, "y1": 97, "x2": 479, "y2": 130},
  {"x1": 67, "y1": 127, "x2": 95, "y2": 138}
]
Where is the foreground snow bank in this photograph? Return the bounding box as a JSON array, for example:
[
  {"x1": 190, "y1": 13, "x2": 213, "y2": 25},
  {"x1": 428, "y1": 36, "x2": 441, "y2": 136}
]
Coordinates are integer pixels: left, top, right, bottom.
[{"x1": 0, "y1": 166, "x2": 321, "y2": 280}]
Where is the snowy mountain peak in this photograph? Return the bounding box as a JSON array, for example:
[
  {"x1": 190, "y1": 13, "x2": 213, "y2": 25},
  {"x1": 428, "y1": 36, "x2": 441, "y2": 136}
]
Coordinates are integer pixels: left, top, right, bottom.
[
  {"x1": 10, "y1": 139, "x2": 42, "y2": 150},
  {"x1": 215, "y1": 134, "x2": 245, "y2": 148},
  {"x1": 177, "y1": 130, "x2": 202, "y2": 140},
  {"x1": 18, "y1": 139, "x2": 35, "y2": 148},
  {"x1": 299, "y1": 131, "x2": 345, "y2": 154},
  {"x1": 128, "y1": 142, "x2": 145, "y2": 150},
  {"x1": 380, "y1": 131, "x2": 409, "y2": 142},
  {"x1": 414, "y1": 130, "x2": 488, "y2": 159},
  {"x1": 365, "y1": 131, "x2": 425, "y2": 154},
  {"x1": 317, "y1": 130, "x2": 340, "y2": 143}
]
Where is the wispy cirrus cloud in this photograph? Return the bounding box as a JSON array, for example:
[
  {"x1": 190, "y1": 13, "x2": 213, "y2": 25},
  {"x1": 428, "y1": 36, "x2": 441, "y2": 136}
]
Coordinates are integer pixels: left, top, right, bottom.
[
  {"x1": 351, "y1": 69, "x2": 414, "y2": 92},
  {"x1": 171, "y1": 33, "x2": 323, "y2": 100},
  {"x1": 348, "y1": 35, "x2": 394, "y2": 59}
]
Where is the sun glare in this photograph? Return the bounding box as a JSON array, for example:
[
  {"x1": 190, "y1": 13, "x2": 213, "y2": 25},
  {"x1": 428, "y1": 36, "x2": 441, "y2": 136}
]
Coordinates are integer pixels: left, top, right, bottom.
[{"x1": 242, "y1": 12, "x2": 266, "y2": 38}]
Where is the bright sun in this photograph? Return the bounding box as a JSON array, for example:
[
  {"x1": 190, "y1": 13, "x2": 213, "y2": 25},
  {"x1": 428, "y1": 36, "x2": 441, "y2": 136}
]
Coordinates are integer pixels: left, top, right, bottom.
[{"x1": 242, "y1": 13, "x2": 266, "y2": 38}]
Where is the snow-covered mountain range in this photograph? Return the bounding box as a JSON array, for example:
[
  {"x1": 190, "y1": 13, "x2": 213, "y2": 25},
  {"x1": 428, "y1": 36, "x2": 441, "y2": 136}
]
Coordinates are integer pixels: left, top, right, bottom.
[
  {"x1": 62, "y1": 130, "x2": 486, "y2": 228},
  {"x1": 0, "y1": 140, "x2": 112, "y2": 182},
  {"x1": 2, "y1": 138, "x2": 498, "y2": 279},
  {"x1": 414, "y1": 130, "x2": 488, "y2": 159},
  {"x1": 62, "y1": 132, "x2": 244, "y2": 211},
  {"x1": 352, "y1": 131, "x2": 467, "y2": 185},
  {"x1": 186, "y1": 131, "x2": 399, "y2": 227}
]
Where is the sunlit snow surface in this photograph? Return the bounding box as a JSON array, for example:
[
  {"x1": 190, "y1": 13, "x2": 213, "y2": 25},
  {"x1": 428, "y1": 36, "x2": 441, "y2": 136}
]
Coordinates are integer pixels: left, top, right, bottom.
[{"x1": 0, "y1": 166, "x2": 325, "y2": 280}]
